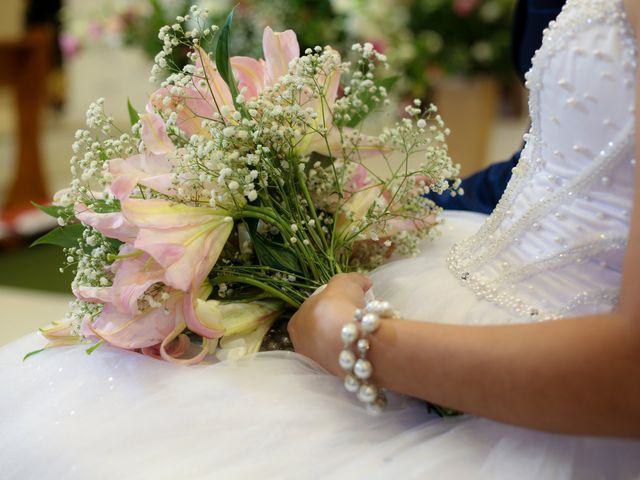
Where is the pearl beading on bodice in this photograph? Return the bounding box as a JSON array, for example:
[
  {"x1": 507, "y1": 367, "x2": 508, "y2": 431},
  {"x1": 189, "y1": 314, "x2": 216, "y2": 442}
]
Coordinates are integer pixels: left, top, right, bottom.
[{"x1": 447, "y1": 0, "x2": 637, "y2": 322}]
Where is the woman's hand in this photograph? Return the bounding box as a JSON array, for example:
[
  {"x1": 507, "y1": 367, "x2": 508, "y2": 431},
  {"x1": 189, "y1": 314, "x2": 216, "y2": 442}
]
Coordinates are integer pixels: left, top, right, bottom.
[{"x1": 288, "y1": 273, "x2": 372, "y2": 375}]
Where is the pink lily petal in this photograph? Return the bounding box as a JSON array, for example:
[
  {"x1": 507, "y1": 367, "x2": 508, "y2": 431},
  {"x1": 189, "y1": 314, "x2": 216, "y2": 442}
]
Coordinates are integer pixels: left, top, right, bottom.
[
  {"x1": 109, "y1": 154, "x2": 176, "y2": 200},
  {"x1": 73, "y1": 285, "x2": 112, "y2": 304},
  {"x1": 140, "y1": 112, "x2": 175, "y2": 156},
  {"x1": 80, "y1": 315, "x2": 101, "y2": 342},
  {"x1": 121, "y1": 199, "x2": 234, "y2": 291},
  {"x1": 185, "y1": 292, "x2": 225, "y2": 338},
  {"x1": 231, "y1": 56, "x2": 265, "y2": 98},
  {"x1": 150, "y1": 86, "x2": 214, "y2": 137},
  {"x1": 160, "y1": 322, "x2": 213, "y2": 365},
  {"x1": 194, "y1": 46, "x2": 234, "y2": 114},
  {"x1": 75, "y1": 203, "x2": 138, "y2": 243},
  {"x1": 346, "y1": 164, "x2": 371, "y2": 193},
  {"x1": 263, "y1": 27, "x2": 300, "y2": 85},
  {"x1": 141, "y1": 333, "x2": 190, "y2": 360},
  {"x1": 90, "y1": 293, "x2": 180, "y2": 349},
  {"x1": 109, "y1": 250, "x2": 166, "y2": 315}
]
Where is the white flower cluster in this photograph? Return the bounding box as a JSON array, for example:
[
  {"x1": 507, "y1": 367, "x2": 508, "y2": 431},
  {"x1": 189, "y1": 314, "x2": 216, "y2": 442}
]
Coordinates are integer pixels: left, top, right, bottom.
[
  {"x1": 63, "y1": 226, "x2": 117, "y2": 333},
  {"x1": 57, "y1": 10, "x2": 459, "y2": 325},
  {"x1": 59, "y1": 98, "x2": 139, "y2": 211}
]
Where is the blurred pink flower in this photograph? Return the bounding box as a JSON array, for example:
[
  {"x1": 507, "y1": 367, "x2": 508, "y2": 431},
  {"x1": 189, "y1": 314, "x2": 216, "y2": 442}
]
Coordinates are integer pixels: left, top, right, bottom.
[
  {"x1": 453, "y1": 0, "x2": 480, "y2": 16},
  {"x1": 59, "y1": 33, "x2": 82, "y2": 59},
  {"x1": 87, "y1": 20, "x2": 104, "y2": 40}
]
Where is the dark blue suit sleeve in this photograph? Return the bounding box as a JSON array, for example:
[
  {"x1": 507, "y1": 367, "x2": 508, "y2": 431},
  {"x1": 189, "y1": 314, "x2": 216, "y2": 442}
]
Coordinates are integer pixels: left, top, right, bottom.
[
  {"x1": 427, "y1": 151, "x2": 520, "y2": 214},
  {"x1": 426, "y1": 0, "x2": 564, "y2": 214}
]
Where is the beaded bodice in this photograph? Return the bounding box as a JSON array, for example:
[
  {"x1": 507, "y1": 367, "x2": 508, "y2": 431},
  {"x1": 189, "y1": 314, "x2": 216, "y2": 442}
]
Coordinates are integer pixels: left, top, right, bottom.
[{"x1": 447, "y1": 0, "x2": 637, "y2": 321}]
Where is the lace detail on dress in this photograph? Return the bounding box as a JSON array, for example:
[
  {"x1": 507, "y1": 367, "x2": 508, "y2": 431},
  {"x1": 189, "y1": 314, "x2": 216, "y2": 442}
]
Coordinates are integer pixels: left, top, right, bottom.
[{"x1": 447, "y1": 0, "x2": 637, "y2": 321}]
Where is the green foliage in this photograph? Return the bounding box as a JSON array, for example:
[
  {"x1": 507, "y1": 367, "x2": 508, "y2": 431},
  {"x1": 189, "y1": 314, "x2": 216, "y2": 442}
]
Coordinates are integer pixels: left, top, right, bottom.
[
  {"x1": 32, "y1": 202, "x2": 74, "y2": 222},
  {"x1": 405, "y1": 0, "x2": 515, "y2": 97},
  {"x1": 31, "y1": 224, "x2": 86, "y2": 249},
  {"x1": 127, "y1": 98, "x2": 140, "y2": 126},
  {"x1": 245, "y1": 219, "x2": 302, "y2": 274},
  {"x1": 215, "y1": 9, "x2": 242, "y2": 111},
  {"x1": 252, "y1": 234, "x2": 303, "y2": 274},
  {"x1": 23, "y1": 348, "x2": 47, "y2": 361}
]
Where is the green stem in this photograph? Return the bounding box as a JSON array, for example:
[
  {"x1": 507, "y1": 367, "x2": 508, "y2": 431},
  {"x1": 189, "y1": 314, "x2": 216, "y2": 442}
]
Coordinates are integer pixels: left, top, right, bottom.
[
  {"x1": 295, "y1": 163, "x2": 330, "y2": 252},
  {"x1": 210, "y1": 274, "x2": 301, "y2": 308}
]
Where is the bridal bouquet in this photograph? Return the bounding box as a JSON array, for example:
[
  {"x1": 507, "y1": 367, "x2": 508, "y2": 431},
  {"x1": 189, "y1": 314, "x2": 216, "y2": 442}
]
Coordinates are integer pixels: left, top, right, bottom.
[{"x1": 33, "y1": 6, "x2": 459, "y2": 364}]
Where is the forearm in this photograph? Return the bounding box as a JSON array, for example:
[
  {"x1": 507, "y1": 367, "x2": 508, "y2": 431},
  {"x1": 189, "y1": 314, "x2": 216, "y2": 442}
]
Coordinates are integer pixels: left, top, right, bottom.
[{"x1": 366, "y1": 313, "x2": 640, "y2": 437}]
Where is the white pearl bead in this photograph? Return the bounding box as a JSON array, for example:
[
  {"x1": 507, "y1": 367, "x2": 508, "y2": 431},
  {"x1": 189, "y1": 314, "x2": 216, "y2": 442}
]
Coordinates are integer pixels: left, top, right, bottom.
[
  {"x1": 366, "y1": 300, "x2": 392, "y2": 316},
  {"x1": 344, "y1": 374, "x2": 360, "y2": 393},
  {"x1": 361, "y1": 313, "x2": 381, "y2": 333},
  {"x1": 354, "y1": 359, "x2": 373, "y2": 379},
  {"x1": 366, "y1": 395, "x2": 387, "y2": 415},
  {"x1": 357, "y1": 338, "x2": 370, "y2": 355},
  {"x1": 341, "y1": 323, "x2": 358, "y2": 344},
  {"x1": 339, "y1": 350, "x2": 356, "y2": 371},
  {"x1": 357, "y1": 384, "x2": 378, "y2": 403}
]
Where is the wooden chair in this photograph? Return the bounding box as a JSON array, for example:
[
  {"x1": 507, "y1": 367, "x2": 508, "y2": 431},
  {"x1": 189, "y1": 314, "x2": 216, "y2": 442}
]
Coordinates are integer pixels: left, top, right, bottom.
[{"x1": 0, "y1": 24, "x2": 51, "y2": 213}]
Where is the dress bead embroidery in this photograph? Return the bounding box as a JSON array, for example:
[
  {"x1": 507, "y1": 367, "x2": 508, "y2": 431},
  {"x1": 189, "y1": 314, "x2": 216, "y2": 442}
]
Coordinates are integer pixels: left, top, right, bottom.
[{"x1": 446, "y1": 0, "x2": 636, "y2": 322}]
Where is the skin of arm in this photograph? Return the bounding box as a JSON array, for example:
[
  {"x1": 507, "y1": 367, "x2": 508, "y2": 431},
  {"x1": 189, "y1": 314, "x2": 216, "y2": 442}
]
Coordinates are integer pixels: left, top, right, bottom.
[{"x1": 288, "y1": 1, "x2": 640, "y2": 438}]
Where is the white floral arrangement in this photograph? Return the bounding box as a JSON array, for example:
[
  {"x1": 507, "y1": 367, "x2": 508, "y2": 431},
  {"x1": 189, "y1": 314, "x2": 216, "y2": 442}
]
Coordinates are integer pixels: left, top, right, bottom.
[{"x1": 32, "y1": 6, "x2": 459, "y2": 364}]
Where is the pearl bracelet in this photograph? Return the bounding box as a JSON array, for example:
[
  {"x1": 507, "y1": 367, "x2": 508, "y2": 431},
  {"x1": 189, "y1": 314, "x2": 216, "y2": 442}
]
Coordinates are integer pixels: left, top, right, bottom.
[{"x1": 339, "y1": 300, "x2": 398, "y2": 413}]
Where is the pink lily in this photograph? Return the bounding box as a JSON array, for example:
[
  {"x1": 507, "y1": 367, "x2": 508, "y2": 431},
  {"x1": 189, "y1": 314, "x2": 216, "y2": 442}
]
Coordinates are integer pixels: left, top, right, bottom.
[
  {"x1": 72, "y1": 245, "x2": 164, "y2": 316},
  {"x1": 194, "y1": 299, "x2": 282, "y2": 337},
  {"x1": 90, "y1": 288, "x2": 190, "y2": 349},
  {"x1": 121, "y1": 198, "x2": 234, "y2": 292},
  {"x1": 262, "y1": 27, "x2": 299, "y2": 85},
  {"x1": 150, "y1": 85, "x2": 215, "y2": 137},
  {"x1": 89, "y1": 282, "x2": 224, "y2": 353},
  {"x1": 109, "y1": 153, "x2": 177, "y2": 201},
  {"x1": 141, "y1": 333, "x2": 190, "y2": 361},
  {"x1": 74, "y1": 203, "x2": 138, "y2": 243},
  {"x1": 140, "y1": 110, "x2": 175, "y2": 155},
  {"x1": 150, "y1": 27, "x2": 300, "y2": 135}
]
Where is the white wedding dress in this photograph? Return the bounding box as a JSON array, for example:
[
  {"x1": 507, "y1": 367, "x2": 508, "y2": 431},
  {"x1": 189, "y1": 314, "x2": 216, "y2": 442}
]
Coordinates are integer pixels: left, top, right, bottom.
[{"x1": 1, "y1": 0, "x2": 640, "y2": 478}]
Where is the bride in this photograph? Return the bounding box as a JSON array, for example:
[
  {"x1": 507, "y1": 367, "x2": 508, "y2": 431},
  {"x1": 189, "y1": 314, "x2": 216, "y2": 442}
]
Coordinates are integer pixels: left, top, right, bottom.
[{"x1": 1, "y1": 0, "x2": 640, "y2": 477}]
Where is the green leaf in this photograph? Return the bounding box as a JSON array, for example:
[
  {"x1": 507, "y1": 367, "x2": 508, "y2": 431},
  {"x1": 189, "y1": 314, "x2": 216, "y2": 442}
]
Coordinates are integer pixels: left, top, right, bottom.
[
  {"x1": 345, "y1": 75, "x2": 401, "y2": 128},
  {"x1": 31, "y1": 224, "x2": 86, "y2": 249},
  {"x1": 215, "y1": 9, "x2": 241, "y2": 110},
  {"x1": 23, "y1": 348, "x2": 47, "y2": 361},
  {"x1": 252, "y1": 234, "x2": 302, "y2": 274},
  {"x1": 31, "y1": 202, "x2": 74, "y2": 221},
  {"x1": 85, "y1": 340, "x2": 104, "y2": 355},
  {"x1": 244, "y1": 218, "x2": 301, "y2": 273},
  {"x1": 90, "y1": 199, "x2": 122, "y2": 214},
  {"x1": 127, "y1": 97, "x2": 140, "y2": 126}
]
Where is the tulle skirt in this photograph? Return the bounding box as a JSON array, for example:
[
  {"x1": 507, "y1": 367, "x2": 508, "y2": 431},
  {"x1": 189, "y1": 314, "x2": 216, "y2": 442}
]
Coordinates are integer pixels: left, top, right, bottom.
[{"x1": 1, "y1": 211, "x2": 639, "y2": 479}]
